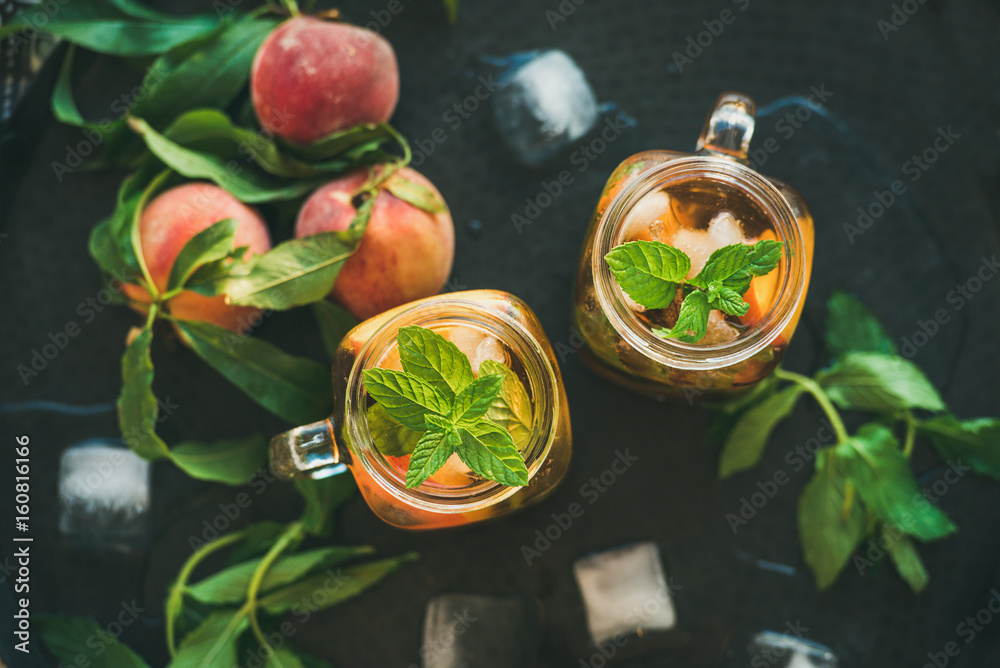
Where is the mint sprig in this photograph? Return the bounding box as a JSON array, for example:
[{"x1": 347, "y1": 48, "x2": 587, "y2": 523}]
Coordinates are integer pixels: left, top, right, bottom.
[
  {"x1": 604, "y1": 238, "x2": 783, "y2": 342},
  {"x1": 363, "y1": 326, "x2": 530, "y2": 489},
  {"x1": 716, "y1": 291, "x2": 1000, "y2": 593}
]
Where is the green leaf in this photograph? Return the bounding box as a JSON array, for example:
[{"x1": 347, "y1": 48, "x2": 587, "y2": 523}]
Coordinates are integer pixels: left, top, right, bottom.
[
  {"x1": 295, "y1": 475, "x2": 356, "y2": 537},
  {"x1": 227, "y1": 521, "x2": 286, "y2": 566},
  {"x1": 405, "y1": 431, "x2": 455, "y2": 488},
  {"x1": 825, "y1": 291, "x2": 898, "y2": 358},
  {"x1": 37, "y1": 615, "x2": 151, "y2": 668},
  {"x1": 169, "y1": 610, "x2": 247, "y2": 668},
  {"x1": 397, "y1": 325, "x2": 475, "y2": 399},
  {"x1": 692, "y1": 239, "x2": 782, "y2": 288},
  {"x1": 258, "y1": 554, "x2": 418, "y2": 615},
  {"x1": 604, "y1": 240, "x2": 689, "y2": 309},
  {"x1": 835, "y1": 424, "x2": 956, "y2": 541},
  {"x1": 709, "y1": 286, "x2": 750, "y2": 317},
  {"x1": 132, "y1": 17, "x2": 280, "y2": 131},
  {"x1": 719, "y1": 385, "x2": 804, "y2": 477},
  {"x1": 481, "y1": 359, "x2": 533, "y2": 449},
  {"x1": 188, "y1": 546, "x2": 374, "y2": 605},
  {"x1": 918, "y1": 416, "x2": 1000, "y2": 480},
  {"x1": 167, "y1": 219, "x2": 238, "y2": 291},
  {"x1": 89, "y1": 188, "x2": 144, "y2": 279},
  {"x1": 52, "y1": 46, "x2": 97, "y2": 129},
  {"x1": 885, "y1": 530, "x2": 929, "y2": 593},
  {"x1": 223, "y1": 200, "x2": 373, "y2": 310},
  {"x1": 798, "y1": 449, "x2": 866, "y2": 589},
  {"x1": 118, "y1": 326, "x2": 170, "y2": 460},
  {"x1": 451, "y1": 374, "x2": 504, "y2": 426},
  {"x1": 175, "y1": 320, "x2": 332, "y2": 425},
  {"x1": 819, "y1": 352, "x2": 946, "y2": 413},
  {"x1": 367, "y1": 403, "x2": 423, "y2": 457},
  {"x1": 457, "y1": 421, "x2": 529, "y2": 487},
  {"x1": 313, "y1": 301, "x2": 358, "y2": 361},
  {"x1": 656, "y1": 289, "x2": 710, "y2": 343},
  {"x1": 384, "y1": 174, "x2": 448, "y2": 213},
  {"x1": 362, "y1": 368, "x2": 451, "y2": 431},
  {"x1": 128, "y1": 117, "x2": 322, "y2": 203},
  {"x1": 266, "y1": 647, "x2": 309, "y2": 668},
  {"x1": 283, "y1": 123, "x2": 399, "y2": 162},
  {"x1": 168, "y1": 434, "x2": 267, "y2": 485},
  {"x1": 0, "y1": 0, "x2": 220, "y2": 56}
]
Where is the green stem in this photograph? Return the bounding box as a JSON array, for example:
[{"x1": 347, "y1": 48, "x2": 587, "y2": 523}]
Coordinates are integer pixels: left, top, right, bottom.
[
  {"x1": 166, "y1": 528, "x2": 250, "y2": 656},
  {"x1": 245, "y1": 522, "x2": 305, "y2": 659},
  {"x1": 131, "y1": 170, "x2": 172, "y2": 300},
  {"x1": 902, "y1": 410, "x2": 917, "y2": 458},
  {"x1": 773, "y1": 367, "x2": 850, "y2": 443},
  {"x1": 278, "y1": 0, "x2": 301, "y2": 16}
]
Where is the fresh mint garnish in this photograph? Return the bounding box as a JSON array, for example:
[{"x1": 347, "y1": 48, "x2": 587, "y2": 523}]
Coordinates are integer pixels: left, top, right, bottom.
[
  {"x1": 363, "y1": 326, "x2": 530, "y2": 489},
  {"x1": 716, "y1": 291, "x2": 1000, "y2": 593},
  {"x1": 604, "y1": 238, "x2": 783, "y2": 343}
]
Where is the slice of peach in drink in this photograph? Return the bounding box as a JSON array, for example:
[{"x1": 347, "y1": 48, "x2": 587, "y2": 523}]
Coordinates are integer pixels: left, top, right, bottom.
[{"x1": 739, "y1": 230, "x2": 780, "y2": 329}]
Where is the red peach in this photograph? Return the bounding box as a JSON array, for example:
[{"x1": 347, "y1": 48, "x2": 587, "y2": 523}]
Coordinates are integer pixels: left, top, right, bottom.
[
  {"x1": 250, "y1": 17, "x2": 399, "y2": 145},
  {"x1": 122, "y1": 183, "x2": 272, "y2": 331},
  {"x1": 295, "y1": 167, "x2": 454, "y2": 321}
]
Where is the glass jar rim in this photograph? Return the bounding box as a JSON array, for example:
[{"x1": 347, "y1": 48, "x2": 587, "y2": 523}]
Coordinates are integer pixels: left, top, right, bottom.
[
  {"x1": 592, "y1": 156, "x2": 807, "y2": 370},
  {"x1": 345, "y1": 297, "x2": 559, "y2": 514}
]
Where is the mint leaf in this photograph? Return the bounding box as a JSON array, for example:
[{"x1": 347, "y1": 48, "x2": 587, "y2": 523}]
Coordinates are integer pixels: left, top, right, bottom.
[
  {"x1": 406, "y1": 431, "x2": 454, "y2": 488},
  {"x1": 167, "y1": 219, "x2": 238, "y2": 291},
  {"x1": 169, "y1": 434, "x2": 266, "y2": 485},
  {"x1": 397, "y1": 325, "x2": 474, "y2": 399},
  {"x1": 362, "y1": 368, "x2": 450, "y2": 431},
  {"x1": 885, "y1": 530, "x2": 929, "y2": 593},
  {"x1": 835, "y1": 424, "x2": 956, "y2": 541},
  {"x1": 367, "y1": 403, "x2": 423, "y2": 457},
  {"x1": 452, "y1": 374, "x2": 503, "y2": 426},
  {"x1": 657, "y1": 290, "x2": 710, "y2": 343},
  {"x1": 265, "y1": 648, "x2": 309, "y2": 668},
  {"x1": 171, "y1": 610, "x2": 247, "y2": 668},
  {"x1": 719, "y1": 385, "x2": 804, "y2": 477},
  {"x1": 826, "y1": 291, "x2": 898, "y2": 357},
  {"x1": 38, "y1": 616, "x2": 151, "y2": 668},
  {"x1": 258, "y1": 554, "x2": 417, "y2": 615},
  {"x1": 919, "y1": 416, "x2": 1000, "y2": 480},
  {"x1": 604, "y1": 240, "x2": 690, "y2": 309},
  {"x1": 692, "y1": 240, "x2": 782, "y2": 288},
  {"x1": 481, "y1": 359, "x2": 533, "y2": 449},
  {"x1": 710, "y1": 286, "x2": 750, "y2": 317},
  {"x1": 818, "y1": 352, "x2": 945, "y2": 413},
  {"x1": 797, "y1": 449, "x2": 866, "y2": 589},
  {"x1": 457, "y1": 421, "x2": 529, "y2": 486}
]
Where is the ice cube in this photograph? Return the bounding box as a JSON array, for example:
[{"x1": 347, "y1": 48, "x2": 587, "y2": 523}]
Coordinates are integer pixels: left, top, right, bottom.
[
  {"x1": 701, "y1": 310, "x2": 740, "y2": 345},
  {"x1": 59, "y1": 441, "x2": 151, "y2": 547},
  {"x1": 490, "y1": 50, "x2": 599, "y2": 165},
  {"x1": 623, "y1": 191, "x2": 677, "y2": 242},
  {"x1": 670, "y1": 228, "x2": 716, "y2": 276},
  {"x1": 573, "y1": 542, "x2": 677, "y2": 645},
  {"x1": 707, "y1": 211, "x2": 744, "y2": 247},
  {"x1": 749, "y1": 631, "x2": 838, "y2": 668},
  {"x1": 420, "y1": 593, "x2": 540, "y2": 668}
]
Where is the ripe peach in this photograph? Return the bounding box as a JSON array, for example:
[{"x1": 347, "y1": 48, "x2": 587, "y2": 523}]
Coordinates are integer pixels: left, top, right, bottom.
[
  {"x1": 122, "y1": 183, "x2": 272, "y2": 331},
  {"x1": 250, "y1": 17, "x2": 399, "y2": 145},
  {"x1": 295, "y1": 167, "x2": 454, "y2": 321}
]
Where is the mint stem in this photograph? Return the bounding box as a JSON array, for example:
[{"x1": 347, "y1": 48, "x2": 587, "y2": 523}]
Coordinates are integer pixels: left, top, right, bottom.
[
  {"x1": 773, "y1": 367, "x2": 850, "y2": 443},
  {"x1": 902, "y1": 410, "x2": 917, "y2": 458},
  {"x1": 246, "y1": 521, "x2": 305, "y2": 657},
  {"x1": 166, "y1": 527, "x2": 252, "y2": 656}
]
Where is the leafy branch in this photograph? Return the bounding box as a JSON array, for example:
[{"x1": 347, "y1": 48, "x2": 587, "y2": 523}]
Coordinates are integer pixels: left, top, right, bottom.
[{"x1": 716, "y1": 291, "x2": 999, "y2": 592}]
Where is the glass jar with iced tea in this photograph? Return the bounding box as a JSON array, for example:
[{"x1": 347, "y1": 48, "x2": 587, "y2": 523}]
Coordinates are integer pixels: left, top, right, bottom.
[
  {"x1": 270, "y1": 290, "x2": 572, "y2": 530},
  {"x1": 573, "y1": 93, "x2": 815, "y2": 402}
]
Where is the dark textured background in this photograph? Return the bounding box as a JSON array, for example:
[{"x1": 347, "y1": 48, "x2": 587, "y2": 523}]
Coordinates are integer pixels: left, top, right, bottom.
[{"x1": 2, "y1": 0, "x2": 1000, "y2": 666}]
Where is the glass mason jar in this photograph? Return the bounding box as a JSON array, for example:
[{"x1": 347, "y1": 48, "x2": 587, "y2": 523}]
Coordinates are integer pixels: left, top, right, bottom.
[
  {"x1": 573, "y1": 93, "x2": 815, "y2": 402},
  {"x1": 270, "y1": 290, "x2": 572, "y2": 530}
]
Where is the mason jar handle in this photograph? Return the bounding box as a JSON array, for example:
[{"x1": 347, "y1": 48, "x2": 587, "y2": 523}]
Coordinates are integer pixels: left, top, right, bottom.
[
  {"x1": 696, "y1": 92, "x2": 756, "y2": 161},
  {"x1": 269, "y1": 418, "x2": 349, "y2": 481}
]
